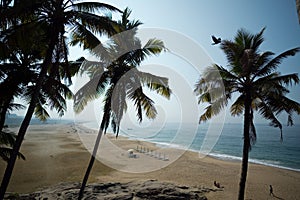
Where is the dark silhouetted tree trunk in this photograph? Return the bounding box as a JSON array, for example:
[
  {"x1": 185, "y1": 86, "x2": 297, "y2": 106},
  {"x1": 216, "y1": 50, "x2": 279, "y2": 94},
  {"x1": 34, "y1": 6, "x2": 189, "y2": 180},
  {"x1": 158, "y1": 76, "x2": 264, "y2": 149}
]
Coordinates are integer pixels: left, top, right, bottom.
[
  {"x1": 78, "y1": 128, "x2": 103, "y2": 200},
  {"x1": 0, "y1": 101, "x2": 10, "y2": 131},
  {"x1": 238, "y1": 89, "x2": 251, "y2": 200}
]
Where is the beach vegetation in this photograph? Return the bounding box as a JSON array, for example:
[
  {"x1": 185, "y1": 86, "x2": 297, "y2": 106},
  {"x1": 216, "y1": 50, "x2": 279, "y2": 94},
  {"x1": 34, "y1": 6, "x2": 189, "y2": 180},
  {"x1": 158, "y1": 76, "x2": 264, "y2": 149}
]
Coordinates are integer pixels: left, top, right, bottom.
[{"x1": 194, "y1": 27, "x2": 300, "y2": 200}]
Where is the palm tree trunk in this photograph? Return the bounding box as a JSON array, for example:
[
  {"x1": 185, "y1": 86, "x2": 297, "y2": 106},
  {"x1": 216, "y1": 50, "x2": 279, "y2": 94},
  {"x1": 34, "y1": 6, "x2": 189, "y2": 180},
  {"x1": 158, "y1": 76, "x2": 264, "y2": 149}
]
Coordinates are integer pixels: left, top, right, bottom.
[
  {"x1": 0, "y1": 101, "x2": 9, "y2": 132},
  {"x1": 0, "y1": 33, "x2": 58, "y2": 199},
  {"x1": 78, "y1": 127, "x2": 104, "y2": 200},
  {"x1": 238, "y1": 90, "x2": 251, "y2": 200}
]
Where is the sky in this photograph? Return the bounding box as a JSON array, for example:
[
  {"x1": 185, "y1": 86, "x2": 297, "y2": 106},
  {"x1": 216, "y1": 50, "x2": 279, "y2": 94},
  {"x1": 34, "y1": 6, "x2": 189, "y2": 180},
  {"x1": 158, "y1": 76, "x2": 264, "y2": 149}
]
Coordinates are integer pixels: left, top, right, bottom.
[{"x1": 15, "y1": 0, "x2": 300, "y2": 126}]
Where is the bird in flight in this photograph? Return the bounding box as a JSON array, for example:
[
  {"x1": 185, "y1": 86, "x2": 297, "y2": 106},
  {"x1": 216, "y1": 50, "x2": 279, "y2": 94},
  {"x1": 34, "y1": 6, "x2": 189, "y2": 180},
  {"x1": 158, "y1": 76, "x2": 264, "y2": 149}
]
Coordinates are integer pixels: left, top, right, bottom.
[{"x1": 211, "y1": 35, "x2": 221, "y2": 45}]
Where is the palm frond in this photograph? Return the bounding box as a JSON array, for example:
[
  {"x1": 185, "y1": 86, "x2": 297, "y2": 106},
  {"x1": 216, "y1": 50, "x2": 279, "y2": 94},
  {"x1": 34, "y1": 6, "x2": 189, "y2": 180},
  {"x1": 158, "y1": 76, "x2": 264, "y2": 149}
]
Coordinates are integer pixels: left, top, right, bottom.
[
  {"x1": 220, "y1": 40, "x2": 243, "y2": 70},
  {"x1": 58, "y1": 57, "x2": 83, "y2": 78},
  {"x1": 100, "y1": 86, "x2": 113, "y2": 133},
  {"x1": 138, "y1": 71, "x2": 171, "y2": 99},
  {"x1": 110, "y1": 81, "x2": 127, "y2": 136},
  {"x1": 74, "y1": 72, "x2": 109, "y2": 114},
  {"x1": 7, "y1": 103, "x2": 25, "y2": 112},
  {"x1": 256, "y1": 47, "x2": 300, "y2": 77},
  {"x1": 251, "y1": 27, "x2": 266, "y2": 51},
  {"x1": 254, "y1": 51, "x2": 274, "y2": 73},
  {"x1": 214, "y1": 64, "x2": 240, "y2": 82},
  {"x1": 142, "y1": 38, "x2": 166, "y2": 55},
  {"x1": 34, "y1": 102, "x2": 50, "y2": 121},
  {"x1": 0, "y1": 130, "x2": 16, "y2": 147},
  {"x1": 195, "y1": 65, "x2": 229, "y2": 106},
  {"x1": 230, "y1": 95, "x2": 245, "y2": 116},
  {"x1": 70, "y1": 21, "x2": 101, "y2": 50},
  {"x1": 127, "y1": 87, "x2": 157, "y2": 122},
  {"x1": 269, "y1": 73, "x2": 299, "y2": 87},
  {"x1": 199, "y1": 95, "x2": 228, "y2": 123},
  {"x1": 257, "y1": 101, "x2": 283, "y2": 141},
  {"x1": 72, "y1": 2, "x2": 122, "y2": 13},
  {"x1": 281, "y1": 97, "x2": 300, "y2": 126},
  {"x1": 267, "y1": 94, "x2": 300, "y2": 125},
  {"x1": 119, "y1": 38, "x2": 166, "y2": 66},
  {"x1": 79, "y1": 59, "x2": 106, "y2": 78},
  {"x1": 0, "y1": 147, "x2": 25, "y2": 163},
  {"x1": 48, "y1": 84, "x2": 72, "y2": 116},
  {"x1": 234, "y1": 28, "x2": 254, "y2": 49},
  {"x1": 254, "y1": 73, "x2": 299, "y2": 99},
  {"x1": 253, "y1": 72, "x2": 280, "y2": 89},
  {"x1": 194, "y1": 65, "x2": 225, "y2": 94},
  {"x1": 71, "y1": 11, "x2": 117, "y2": 37},
  {"x1": 281, "y1": 96, "x2": 300, "y2": 115},
  {"x1": 114, "y1": 7, "x2": 143, "y2": 31}
]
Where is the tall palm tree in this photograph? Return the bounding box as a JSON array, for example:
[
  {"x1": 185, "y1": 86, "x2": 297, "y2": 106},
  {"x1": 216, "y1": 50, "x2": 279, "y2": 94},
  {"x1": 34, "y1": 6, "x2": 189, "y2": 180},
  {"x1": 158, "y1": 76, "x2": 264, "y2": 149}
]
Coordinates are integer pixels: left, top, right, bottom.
[
  {"x1": 194, "y1": 28, "x2": 300, "y2": 200},
  {"x1": 0, "y1": 13, "x2": 81, "y2": 163},
  {"x1": 0, "y1": 0, "x2": 121, "y2": 198},
  {"x1": 74, "y1": 8, "x2": 171, "y2": 199},
  {"x1": 0, "y1": 11, "x2": 42, "y2": 165}
]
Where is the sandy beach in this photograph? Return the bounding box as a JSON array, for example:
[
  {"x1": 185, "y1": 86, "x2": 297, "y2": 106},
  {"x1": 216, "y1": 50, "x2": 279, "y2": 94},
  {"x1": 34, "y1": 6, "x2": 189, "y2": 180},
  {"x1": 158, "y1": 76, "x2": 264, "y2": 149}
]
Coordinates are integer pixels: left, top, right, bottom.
[{"x1": 0, "y1": 123, "x2": 299, "y2": 200}]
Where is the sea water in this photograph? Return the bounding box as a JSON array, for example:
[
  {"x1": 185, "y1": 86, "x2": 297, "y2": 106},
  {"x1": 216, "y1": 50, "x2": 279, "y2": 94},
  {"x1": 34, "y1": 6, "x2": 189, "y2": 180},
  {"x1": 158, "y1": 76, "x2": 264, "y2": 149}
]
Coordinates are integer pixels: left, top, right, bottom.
[{"x1": 81, "y1": 121, "x2": 300, "y2": 172}]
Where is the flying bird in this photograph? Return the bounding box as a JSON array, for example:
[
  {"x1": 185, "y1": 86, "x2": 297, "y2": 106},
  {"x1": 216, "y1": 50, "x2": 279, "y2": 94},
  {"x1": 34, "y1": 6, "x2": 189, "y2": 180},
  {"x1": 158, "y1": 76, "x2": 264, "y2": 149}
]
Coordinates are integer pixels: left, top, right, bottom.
[{"x1": 211, "y1": 35, "x2": 221, "y2": 45}]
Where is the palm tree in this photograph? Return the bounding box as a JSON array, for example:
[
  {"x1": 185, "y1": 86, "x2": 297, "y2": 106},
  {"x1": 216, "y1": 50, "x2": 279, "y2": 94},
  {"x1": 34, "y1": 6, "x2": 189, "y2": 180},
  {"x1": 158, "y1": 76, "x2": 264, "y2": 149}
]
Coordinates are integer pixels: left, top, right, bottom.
[
  {"x1": 0, "y1": 0, "x2": 121, "y2": 197},
  {"x1": 194, "y1": 28, "x2": 300, "y2": 200},
  {"x1": 74, "y1": 8, "x2": 171, "y2": 199},
  {"x1": 0, "y1": 15, "x2": 81, "y2": 164},
  {"x1": 0, "y1": 12, "x2": 42, "y2": 164}
]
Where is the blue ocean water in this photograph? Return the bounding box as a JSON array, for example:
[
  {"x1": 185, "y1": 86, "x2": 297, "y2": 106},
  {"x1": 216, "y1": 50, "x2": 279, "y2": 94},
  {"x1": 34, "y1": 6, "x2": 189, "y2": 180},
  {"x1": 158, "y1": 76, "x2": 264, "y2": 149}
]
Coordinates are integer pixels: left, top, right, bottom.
[{"x1": 82, "y1": 121, "x2": 300, "y2": 172}]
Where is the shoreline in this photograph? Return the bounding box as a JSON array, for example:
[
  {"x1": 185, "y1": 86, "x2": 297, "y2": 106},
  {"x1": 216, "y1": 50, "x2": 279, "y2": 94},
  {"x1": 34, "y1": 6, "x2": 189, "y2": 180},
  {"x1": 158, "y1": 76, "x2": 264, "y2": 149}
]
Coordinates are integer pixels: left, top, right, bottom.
[
  {"x1": 0, "y1": 123, "x2": 299, "y2": 199},
  {"x1": 80, "y1": 123, "x2": 300, "y2": 173}
]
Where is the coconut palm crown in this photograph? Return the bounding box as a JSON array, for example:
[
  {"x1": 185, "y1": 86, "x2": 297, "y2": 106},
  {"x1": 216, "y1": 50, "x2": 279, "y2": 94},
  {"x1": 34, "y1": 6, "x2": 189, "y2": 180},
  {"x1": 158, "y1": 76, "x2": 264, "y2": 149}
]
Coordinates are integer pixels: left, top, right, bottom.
[{"x1": 194, "y1": 27, "x2": 300, "y2": 200}]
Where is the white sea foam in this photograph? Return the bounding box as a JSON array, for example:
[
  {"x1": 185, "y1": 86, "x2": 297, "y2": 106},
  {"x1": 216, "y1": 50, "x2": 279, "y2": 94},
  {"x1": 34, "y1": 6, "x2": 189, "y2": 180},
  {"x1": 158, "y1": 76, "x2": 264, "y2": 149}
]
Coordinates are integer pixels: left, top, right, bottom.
[{"x1": 208, "y1": 153, "x2": 300, "y2": 172}]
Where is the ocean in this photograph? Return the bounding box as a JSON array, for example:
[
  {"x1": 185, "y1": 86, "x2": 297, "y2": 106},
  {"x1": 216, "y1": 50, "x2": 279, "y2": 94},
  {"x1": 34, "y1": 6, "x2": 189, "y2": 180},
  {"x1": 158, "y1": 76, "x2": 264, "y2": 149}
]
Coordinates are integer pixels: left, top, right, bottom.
[{"x1": 82, "y1": 121, "x2": 300, "y2": 172}]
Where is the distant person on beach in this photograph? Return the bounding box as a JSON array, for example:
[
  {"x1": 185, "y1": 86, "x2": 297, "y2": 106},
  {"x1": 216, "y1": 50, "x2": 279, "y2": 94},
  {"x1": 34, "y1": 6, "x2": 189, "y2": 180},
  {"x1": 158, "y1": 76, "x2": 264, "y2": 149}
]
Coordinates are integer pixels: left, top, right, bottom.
[
  {"x1": 269, "y1": 185, "x2": 274, "y2": 196},
  {"x1": 214, "y1": 181, "x2": 221, "y2": 188}
]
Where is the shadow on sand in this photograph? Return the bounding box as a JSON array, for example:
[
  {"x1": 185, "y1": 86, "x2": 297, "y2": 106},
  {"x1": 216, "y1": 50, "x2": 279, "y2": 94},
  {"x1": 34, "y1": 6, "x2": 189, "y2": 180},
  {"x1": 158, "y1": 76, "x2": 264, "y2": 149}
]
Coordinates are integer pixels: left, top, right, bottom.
[{"x1": 272, "y1": 194, "x2": 285, "y2": 200}]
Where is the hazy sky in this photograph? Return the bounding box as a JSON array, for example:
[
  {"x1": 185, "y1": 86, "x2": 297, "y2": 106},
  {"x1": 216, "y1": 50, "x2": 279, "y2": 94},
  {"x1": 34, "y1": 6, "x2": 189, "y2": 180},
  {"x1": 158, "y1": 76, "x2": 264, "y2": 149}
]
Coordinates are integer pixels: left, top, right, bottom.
[{"x1": 16, "y1": 0, "x2": 300, "y2": 126}]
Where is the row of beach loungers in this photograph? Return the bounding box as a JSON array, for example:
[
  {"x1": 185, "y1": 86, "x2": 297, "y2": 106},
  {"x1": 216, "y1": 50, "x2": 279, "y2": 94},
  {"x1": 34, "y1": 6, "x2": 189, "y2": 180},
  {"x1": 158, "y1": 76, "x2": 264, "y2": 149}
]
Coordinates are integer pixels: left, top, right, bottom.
[{"x1": 134, "y1": 145, "x2": 169, "y2": 161}]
